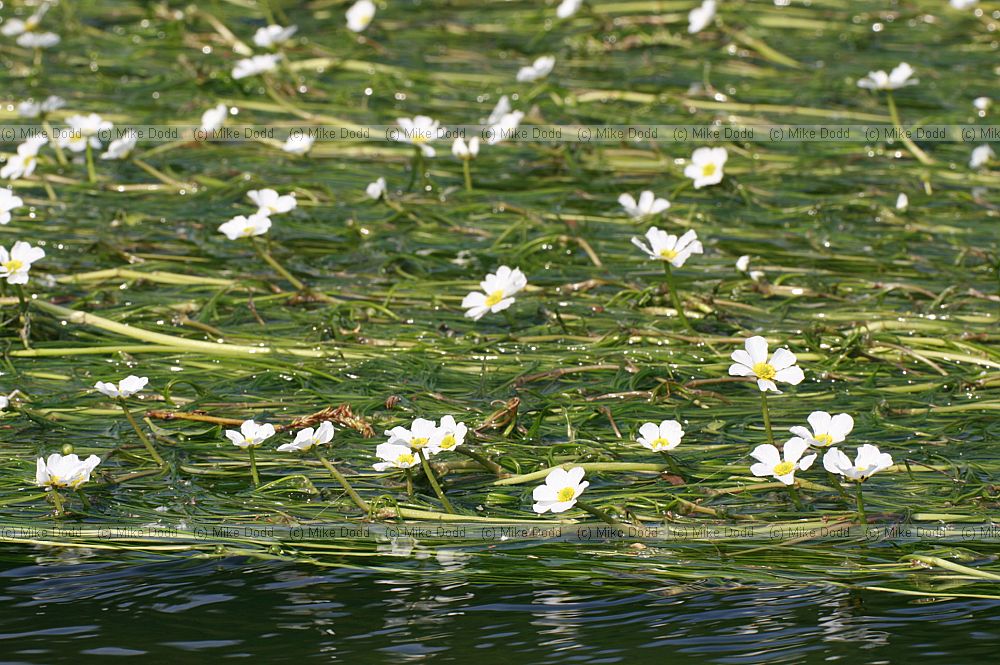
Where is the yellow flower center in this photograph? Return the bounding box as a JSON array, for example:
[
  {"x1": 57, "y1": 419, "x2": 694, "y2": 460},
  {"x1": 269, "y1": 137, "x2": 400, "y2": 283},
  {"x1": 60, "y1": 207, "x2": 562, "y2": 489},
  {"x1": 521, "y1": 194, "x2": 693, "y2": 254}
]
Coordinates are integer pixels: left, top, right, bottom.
[
  {"x1": 438, "y1": 433, "x2": 456, "y2": 450},
  {"x1": 752, "y1": 362, "x2": 776, "y2": 380},
  {"x1": 556, "y1": 487, "x2": 576, "y2": 502},
  {"x1": 484, "y1": 290, "x2": 505, "y2": 307},
  {"x1": 3, "y1": 259, "x2": 24, "y2": 273},
  {"x1": 242, "y1": 226, "x2": 256, "y2": 236},
  {"x1": 396, "y1": 452, "x2": 415, "y2": 466},
  {"x1": 702, "y1": 163, "x2": 717, "y2": 177},
  {"x1": 410, "y1": 437, "x2": 429, "y2": 449},
  {"x1": 815, "y1": 433, "x2": 834, "y2": 446},
  {"x1": 658, "y1": 248, "x2": 678, "y2": 260},
  {"x1": 773, "y1": 461, "x2": 795, "y2": 476},
  {"x1": 26, "y1": 17, "x2": 40, "y2": 31},
  {"x1": 650, "y1": 437, "x2": 671, "y2": 450}
]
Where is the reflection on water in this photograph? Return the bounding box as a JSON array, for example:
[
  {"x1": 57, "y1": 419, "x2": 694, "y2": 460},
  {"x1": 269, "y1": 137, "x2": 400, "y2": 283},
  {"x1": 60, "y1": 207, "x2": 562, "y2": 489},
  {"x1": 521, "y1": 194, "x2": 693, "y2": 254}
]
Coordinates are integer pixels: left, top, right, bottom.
[{"x1": 0, "y1": 549, "x2": 997, "y2": 663}]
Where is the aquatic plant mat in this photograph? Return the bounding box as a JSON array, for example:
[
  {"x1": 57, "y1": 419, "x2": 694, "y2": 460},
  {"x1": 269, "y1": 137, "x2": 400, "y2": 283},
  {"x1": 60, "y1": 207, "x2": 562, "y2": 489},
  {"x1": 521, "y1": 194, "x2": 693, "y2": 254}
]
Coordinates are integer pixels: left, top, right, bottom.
[{"x1": 1, "y1": 0, "x2": 999, "y2": 602}]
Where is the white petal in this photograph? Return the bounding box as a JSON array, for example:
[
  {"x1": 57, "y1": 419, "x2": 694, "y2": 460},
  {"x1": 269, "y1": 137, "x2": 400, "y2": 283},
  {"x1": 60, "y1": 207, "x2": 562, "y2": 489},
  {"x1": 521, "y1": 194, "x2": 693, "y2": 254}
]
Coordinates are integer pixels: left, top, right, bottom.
[
  {"x1": 750, "y1": 444, "x2": 781, "y2": 466},
  {"x1": 774, "y1": 366, "x2": 804, "y2": 386},
  {"x1": 745, "y1": 336, "x2": 768, "y2": 365}
]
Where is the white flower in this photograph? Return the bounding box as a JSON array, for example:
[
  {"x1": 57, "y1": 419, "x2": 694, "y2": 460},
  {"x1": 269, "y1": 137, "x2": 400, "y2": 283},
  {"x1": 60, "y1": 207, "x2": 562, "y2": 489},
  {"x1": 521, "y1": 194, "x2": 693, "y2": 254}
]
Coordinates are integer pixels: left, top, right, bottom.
[
  {"x1": 557, "y1": 0, "x2": 583, "y2": 18},
  {"x1": 395, "y1": 116, "x2": 443, "y2": 157},
  {"x1": 532, "y1": 466, "x2": 589, "y2": 514},
  {"x1": 248, "y1": 188, "x2": 296, "y2": 216},
  {"x1": 0, "y1": 189, "x2": 24, "y2": 225},
  {"x1": 516, "y1": 55, "x2": 555, "y2": 83},
  {"x1": 232, "y1": 54, "x2": 281, "y2": 79},
  {"x1": 278, "y1": 421, "x2": 334, "y2": 453},
  {"x1": 1, "y1": 135, "x2": 47, "y2": 180},
  {"x1": 970, "y1": 144, "x2": 994, "y2": 169},
  {"x1": 788, "y1": 411, "x2": 854, "y2": 448},
  {"x1": 384, "y1": 417, "x2": 438, "y2": 451},
  {"x1": 0, "y1": 395, "x2": 8, "y2": 411},
  {"x1": 895, "y1": 193, "x2": 908, "y2": 211},
  {"x1": 1, "y1": 6, "x2": 42, "y2": 36},
  {"x1": 618, "y1": 191, "x2": 670, "y2": 219},
  {"x1": 461, "y1": 265, "x2": 528, "y2": 320},
  {"x1": 950, "y1": 0, "x2": 978, "y2": 9},
  {"x1": 17, "y1": 32, "x2": 59, "y2": 48},
  {"x1": 735, "y1": 255, "x2": 751, "y2": 272},
  {"x1": 36, "y1": 453, "x2": 102, "y2": 489},
  {"x1": 452, "y1": 137, "x2": 480, "y2": 160},
  {"x1": 636, "y1": 420, "x2": 684, "y2": 452},
  {"x1": 218, "y1": 213, "x2": 272, "y2": 240},
  {"x1": 253, "y1": 24, "x2": 297, "y2": 48},
  {"x1": 59, "y1": 114, "x2": 112, "y2": 153},
  {"x1": 823, "y1": 444, "x2": 893, "y2": 481},
  {"x1": 749, "y1": 439, "x2": 816, "y2": 485},
  {"x1": 857, "y1": 62, "x2": 918, "y2": 91},
  {"x1": 17, "y1": 101, "x2": 42, "y2": 118},
  {"x1": 283, "y1": 133, "x2": 314, "y2": 155},
  {"x1": 631, "y1": 227, "x2": 703, "y2": 268},
  {"x1": 486, "y1": 110, "x2": 524, "y2": 145},
  {"x1": 684, "y1": 147, "x2": 727, "y2": 188},
  {"x1": 428, "y1": 415, "x2": 468, "y2": 454},
  {"x1": 200, "y1": 104, "x2": 229, "y2": 133},
  {"x1": 373, "y1": 442, "x2": 419, "y2": 471},
  {"x1": 346, "y1": 0, "x2": 376, "y2": 33},
  {"x1": 688, "y1": 0, "x2": 717, "y2": 34},
  {"x1": 225, "y1": 419, "x2": 276, "y2": 448},
  {"x1": 17, "y1": 96, "x2": 62, "y2": 118},
  {"x1": 728, "y1": 336, "x2": 805, "y2": 392},
  {"x1": 366, "y1": 177, "x2": 387, "y2": 200},
  {"x1": 100, "y1": 131, "x2": 138, "y2": 160},
  {"x1": 485, "y1": 96, "x2": 512, "y2": 125},
  {"x1": 973, "y1": 96, "x2": 991, "y2": 112},
  {"x1": 94, "y1": 375, "x2": 148, "y2": 399},
  {"x1": 0, "y1": 240, "x2": 44, "y2": 285},
  {"x1": 4, "y1": 6, "x2": 59, "y2": 47}
]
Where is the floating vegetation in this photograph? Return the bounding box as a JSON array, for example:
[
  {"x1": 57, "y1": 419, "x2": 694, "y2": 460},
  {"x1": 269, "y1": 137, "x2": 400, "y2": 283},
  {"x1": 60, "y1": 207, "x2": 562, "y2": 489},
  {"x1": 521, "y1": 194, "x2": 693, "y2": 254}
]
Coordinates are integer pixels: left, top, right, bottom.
[{"x1": 0, "y1": 0, "x2": 998, "y2": 605}]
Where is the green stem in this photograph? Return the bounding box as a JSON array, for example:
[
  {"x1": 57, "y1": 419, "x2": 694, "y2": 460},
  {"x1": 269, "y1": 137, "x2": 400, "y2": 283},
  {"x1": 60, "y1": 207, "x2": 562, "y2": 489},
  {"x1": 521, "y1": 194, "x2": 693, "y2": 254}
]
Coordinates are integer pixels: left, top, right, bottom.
[
  {"x1": 885, "y1": 93, "x2": 934, "y2": 166},
  {"x1": 14, "y1": 284, "x2": 30, "y2": 350},
  {"x1": 118, "y1": 399, "x2": 165, "y2": 467},
  {"x1": 404, "y1": 467, "x2": 414, "y2": 497},
  {"x1": 828, "y1": 471, "x2": 852, "y2": 504},
  {"x1": 85, "y1": 143, "x2": 96, "y2": 183},
  {"x1": 660, "y1": 450, "x2": 684, "y2": 477},
  {"x1": 49, "y1": 489, "x2": 65, "y2": 516},
  {"x1": 575, "y1": 499, "x2": 621, "y2": 526},
  {"x1": 251, "y1": 237, "x2": 307, "y2": 291},
  {"x1": 759, "y1": 391, "x2": 775, "y2": 446},
  {"x1": 43, "y1": 120, "x2": 67, "y2": 165},
  {"x1": 315, "y1": 450, "x2": 369, "y2": 512},
  {"x1": 462, "y1": 159, "x2": 473, "y2": 191},
  {"x1": 75, "y1": 489, "x2": 91, "y2": 512},
  {"x1": 663, "y1": 263, "x2": 696, "y2": 333},
  {"x1": 29, "y1": 299, "x2": 325, "y2": 358},
  {"x1": 132, "y1": 158, "x2": 187, "y2": 188},
  {"x1": 855, "y1": 481, "x2": 867, "y2": 524},
  {"x1": 417, "y1": 449, "x2": 454, "y2": 513},
  {"x1": 407, "y1": 146, "x2": 427, "y2": 191},
  {"x1": 456, "y1": 446, "x2": 504, "y2": 475},
  {"x1": 247, "y1": 446, "x2": 261, "y2": 488},
  {"x1": 786, "y1": 484, "x2": 805, "y2": 511}
]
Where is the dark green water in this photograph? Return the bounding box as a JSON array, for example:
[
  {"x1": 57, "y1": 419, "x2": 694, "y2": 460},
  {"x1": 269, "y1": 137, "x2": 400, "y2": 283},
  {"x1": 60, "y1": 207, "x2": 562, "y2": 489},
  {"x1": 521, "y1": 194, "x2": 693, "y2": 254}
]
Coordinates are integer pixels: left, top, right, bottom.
[{"x1": 1, "y1": 550, "x2": 998, "y2": 664}]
